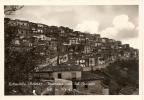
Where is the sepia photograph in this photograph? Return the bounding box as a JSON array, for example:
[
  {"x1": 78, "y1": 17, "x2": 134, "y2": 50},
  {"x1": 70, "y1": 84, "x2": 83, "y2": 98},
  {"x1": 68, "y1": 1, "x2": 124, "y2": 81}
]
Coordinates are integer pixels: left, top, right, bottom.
[{"x1": 4, "y1": 5, "x2": 139, "y2": 95}]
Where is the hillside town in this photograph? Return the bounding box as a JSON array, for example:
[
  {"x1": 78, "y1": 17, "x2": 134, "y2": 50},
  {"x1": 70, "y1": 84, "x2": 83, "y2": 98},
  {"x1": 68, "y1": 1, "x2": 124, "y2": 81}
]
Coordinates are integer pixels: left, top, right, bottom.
[{"x1": 5, "y1": 18, "x2": 139, "y2": 95}]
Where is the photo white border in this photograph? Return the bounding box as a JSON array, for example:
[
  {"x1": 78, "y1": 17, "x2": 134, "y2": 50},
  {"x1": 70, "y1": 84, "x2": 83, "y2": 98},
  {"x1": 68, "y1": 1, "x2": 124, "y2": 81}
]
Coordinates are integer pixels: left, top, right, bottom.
[
  {"x1": 0, "y1": 0, "x2": 143, "y2": 100},
  {"x1": 0, "y1": 0, "x2": 141, "y2": 5}
]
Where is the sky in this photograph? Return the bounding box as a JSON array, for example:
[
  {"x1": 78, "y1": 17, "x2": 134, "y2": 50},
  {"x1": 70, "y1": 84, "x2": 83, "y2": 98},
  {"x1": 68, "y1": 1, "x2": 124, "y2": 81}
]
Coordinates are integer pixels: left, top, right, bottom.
[{"x1": 6, "y1": 5, "x2": 139, "y2": 49}]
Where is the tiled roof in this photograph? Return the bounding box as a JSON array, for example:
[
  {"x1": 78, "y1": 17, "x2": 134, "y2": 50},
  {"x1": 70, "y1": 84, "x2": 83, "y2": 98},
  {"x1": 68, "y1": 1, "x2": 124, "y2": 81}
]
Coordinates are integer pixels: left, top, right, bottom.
[
  {"x1": 36, "y1": 64, "x2": 82, "y2": 72},
  {"x1": 81, "y1": 71, "x2": 104, "y2": 81}
]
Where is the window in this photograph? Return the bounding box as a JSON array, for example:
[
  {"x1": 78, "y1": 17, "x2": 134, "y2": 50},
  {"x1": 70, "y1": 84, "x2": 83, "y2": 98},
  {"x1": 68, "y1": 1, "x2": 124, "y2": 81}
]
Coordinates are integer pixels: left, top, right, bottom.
[
  {"x1": 73, "y1": 82, "x2": 76, "y2": 89},
  {"x1": 84, "y1": 84, "x2": 88, "y2": 90},
  {"x1": 90, "y1": 60, "x2": 93, "y2": 64},
  {"x1": 72, "y1": 72, "x2": 76, "y2": 80},
  {"x1": 58, "y1": 73, "x2": 62, "y2": 79}
]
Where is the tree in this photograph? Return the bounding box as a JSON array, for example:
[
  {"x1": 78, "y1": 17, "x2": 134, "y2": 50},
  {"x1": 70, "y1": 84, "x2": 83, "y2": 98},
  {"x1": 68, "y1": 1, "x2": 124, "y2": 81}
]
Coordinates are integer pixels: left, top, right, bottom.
[
  {"x1": 105, "y1": 60, "x2": 139, "y2": 94},
  {"x1": 4, "y1": 5, "x2": 24, "y2": 15}
]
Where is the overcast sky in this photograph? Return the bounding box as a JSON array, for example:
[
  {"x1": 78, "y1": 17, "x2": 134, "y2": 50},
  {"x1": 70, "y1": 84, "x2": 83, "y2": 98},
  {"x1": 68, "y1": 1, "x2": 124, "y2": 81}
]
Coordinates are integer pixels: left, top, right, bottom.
[{"x1": 6, "y1": 5, "x2": 139, "y2": 49}]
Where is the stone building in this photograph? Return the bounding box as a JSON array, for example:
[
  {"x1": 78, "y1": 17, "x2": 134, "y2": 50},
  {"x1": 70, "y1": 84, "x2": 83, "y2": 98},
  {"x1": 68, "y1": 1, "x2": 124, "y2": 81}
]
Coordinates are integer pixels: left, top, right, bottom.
[
  {"x1": 34, "y1": 64, "x2": 82, "y2": 80},
  {"x1": 33, "y1": 63, "x2": 105, "y2": 94},
  {"x1": 73, "y1": 71, "x2": 104, "y2": 94}
]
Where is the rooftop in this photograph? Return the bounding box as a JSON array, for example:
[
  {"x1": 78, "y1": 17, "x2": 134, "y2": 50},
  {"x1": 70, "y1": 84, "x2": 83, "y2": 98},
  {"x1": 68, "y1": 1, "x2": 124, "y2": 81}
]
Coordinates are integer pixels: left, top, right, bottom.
[
  {"x1": 35, "y1": 63, "x2": 82, "y2": 72},
  {"x1": 81, "y1": 71, "x2": 104, "y2": 81}
]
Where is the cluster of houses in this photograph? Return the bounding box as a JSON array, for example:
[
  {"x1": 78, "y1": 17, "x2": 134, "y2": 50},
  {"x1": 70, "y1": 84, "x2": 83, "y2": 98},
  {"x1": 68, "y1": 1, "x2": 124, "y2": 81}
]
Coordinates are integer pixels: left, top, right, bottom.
[{"x1": 5, "y1": 18, "x2": 138, "y2": 95}]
